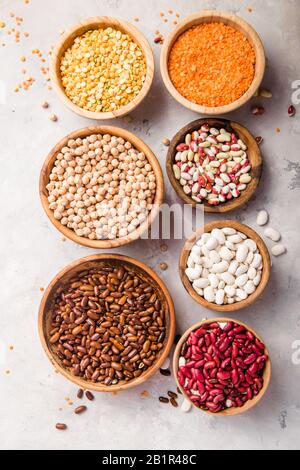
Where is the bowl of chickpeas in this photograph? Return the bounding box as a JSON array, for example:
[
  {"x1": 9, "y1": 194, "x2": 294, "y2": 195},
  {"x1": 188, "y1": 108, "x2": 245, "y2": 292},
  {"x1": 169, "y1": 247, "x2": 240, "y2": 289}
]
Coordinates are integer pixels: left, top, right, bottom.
[
  {"x1": 50, "y1": 17, "x2": 154, "y2": 119},
  {"x1": 39, "y1": 126, "x2": 164, "y2": 248}
]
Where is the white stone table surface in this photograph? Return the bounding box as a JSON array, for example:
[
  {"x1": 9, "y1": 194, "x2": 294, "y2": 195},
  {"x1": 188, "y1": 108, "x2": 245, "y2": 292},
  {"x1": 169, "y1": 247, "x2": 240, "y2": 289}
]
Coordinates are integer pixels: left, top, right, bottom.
[{"x1": 0, "y1": 0, "x2": 300, "y2": 450}]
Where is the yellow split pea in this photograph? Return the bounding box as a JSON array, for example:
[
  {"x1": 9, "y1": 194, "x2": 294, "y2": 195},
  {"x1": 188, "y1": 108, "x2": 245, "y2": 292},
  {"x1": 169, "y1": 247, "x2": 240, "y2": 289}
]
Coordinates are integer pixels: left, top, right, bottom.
[{"x1": 60, "y1": 27, "x2": 147, "y2": 113}]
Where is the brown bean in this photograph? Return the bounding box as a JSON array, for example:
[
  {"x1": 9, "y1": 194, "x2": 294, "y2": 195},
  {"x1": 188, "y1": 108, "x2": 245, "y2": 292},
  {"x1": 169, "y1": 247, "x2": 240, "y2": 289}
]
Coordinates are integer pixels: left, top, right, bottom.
[
  {"x1": 159, "y1": 397, "x2": 169, "y2": 404},
  {"x1": 77, "y1": 388, "x2": 84, "y2": 399},
  {"x1": 47, "y1": 263, "x2": 167, "y2": 387},
  {"x1": 56, "y1": 423, "x2": 67, "y2": 430},
  {"x1": 74, "y1": 406, "x2": 87, "y2": 414},
  {"x1": 85, "y1": 391, "x2": 94, "y2": 401}
]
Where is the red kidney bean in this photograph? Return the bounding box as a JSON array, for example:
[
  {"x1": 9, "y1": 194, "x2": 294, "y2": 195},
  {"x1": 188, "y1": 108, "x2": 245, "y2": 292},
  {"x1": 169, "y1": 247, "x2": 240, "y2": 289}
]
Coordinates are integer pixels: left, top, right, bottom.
[
  {"x1": 178, "y1": 322, "x2": 268, "y2": 414},
  {"x1": 195, "y1": 369, "x2": 204, "y2": 382},
  {"x1": 204, "y1": 361, "x2": 216, "y2": 370},
  {"x1": 217, "y1": 371, "x2": 231, "y2": 381},
  {"x1": 255, "y1": 339, "x2": 265, "y2": 350},
  {"x1": 221, "y1": 358, "x2": 231, "y2": 369},
  {"x1": 223, "y1": 322, "x2": 233, "y2": 332},
  {"x1": 186, "y1": 360, "x2": 196, "y2": 368},
  {"x1": 244, "y1": 354, "x2": 257, "y2": 365}
]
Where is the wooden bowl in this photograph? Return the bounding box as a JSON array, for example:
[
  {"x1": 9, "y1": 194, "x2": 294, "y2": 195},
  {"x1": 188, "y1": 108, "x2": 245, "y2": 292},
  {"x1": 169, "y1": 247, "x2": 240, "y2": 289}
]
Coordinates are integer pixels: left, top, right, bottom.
[
  {"x1": 38, "y1": 254, "x2": 176, "y2": 392},
  {"x1": 179, "y1": 220, "x2": 271, "y2": 312},
  {"x1": 173, "y1": 317, "x2": 272, "y2": 416},
  {"x1": 39, "y1": 125, "x2": 164, "y2": 249},
  {"x1": 160, "y1": 10, "x2": 265, "y2": 114},
  {"x1": 166, "y1": 118, "x2": 262, "y2": 213},
  {"x1": 50, "y1": 17, "x2": 154, "y2": 120}
]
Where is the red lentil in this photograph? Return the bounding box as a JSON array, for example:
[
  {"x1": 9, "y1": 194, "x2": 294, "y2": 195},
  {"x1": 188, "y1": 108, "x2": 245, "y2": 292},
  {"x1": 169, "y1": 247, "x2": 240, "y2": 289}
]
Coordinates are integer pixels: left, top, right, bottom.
[{"x1": 168, "y1": 23, "x2": 256, "y2": 107}]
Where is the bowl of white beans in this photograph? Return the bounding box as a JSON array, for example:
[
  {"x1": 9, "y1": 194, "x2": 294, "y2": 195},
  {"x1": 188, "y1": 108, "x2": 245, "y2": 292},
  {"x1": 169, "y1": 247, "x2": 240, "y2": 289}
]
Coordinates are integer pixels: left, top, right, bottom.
[
  {"x1": 179, "y1": 220, "x2": 271, "y2": 312},
  {"x1": 40, "y1": 126, "x2": 164, "y2": 249}
]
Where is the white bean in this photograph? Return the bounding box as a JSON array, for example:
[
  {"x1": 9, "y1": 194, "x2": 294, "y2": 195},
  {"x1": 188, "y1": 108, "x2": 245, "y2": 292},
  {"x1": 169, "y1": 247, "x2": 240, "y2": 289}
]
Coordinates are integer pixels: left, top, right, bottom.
[
  {"x1": 221, "y1": 272, "x2": 235, "y2": 286},
  {"x1": 225, "y1": 285, "x2": 236, "y2": 297},
  {"x1": 191, "y1": 245, "x2": 202, "y2": 256},
  {"x1": 209, "y1": 250, "x2": 221, "y2": 264},
  {"x1": 235, "y1": 264, "x2": 248, "y2": 277},
  {"x1": 222, "y1": 227, "x2": 236, "y2": 235},
  {"x1": 179, "y1": 357, "x2": 186, "y2": 367},
  {"x1": 236, "y1": 289, "x2": 248, "y2": 300},
  {"x1": 204, "y1": 286, "x2": 215, "y2": 302},
  {"x1": 245, "y1": 250, "x2": 254, "y2": 265},
  {"x1": 236, "y1": 274, "x2": 249, "y2": 287},
  {"x1": 212, "y1": 261, "x2": 229, "y2": 274},
  {"x1": 253, "y1": 272, "x2": 262, "y2": 286},
  {"x1": 187, "y1": 258, "x2": 195, "y2": 269},
  {"x1": 215, "y1": 289, "x2": 225, "y2": 305},
  {"x1": 247, "y1": 266, "x2": 257, "y2": 280},
  {"x1": 220, "y1": 246, "x2": 234, "y2": 261},
  {"x1": 208, "y1": 273, "x2": 219, "y2": 288},
  {"x1": 185, "y1": 267, "x2": 202, "y2": 281},
  {"x1": 271, "y1": 244, "x2": 286, "y2": 257},
  {"x1": 244, "y1": 280, "x2": 256, "y2": 295},
  {"x1": 211, "y1": 228, "x2": 226, "y2": 245},
  {"x1": 228, "y1": 260, "x2": 239, "y2": 275},
  {"x1": 227, "y1": 234, "x2": 243, "y2": 244},
  {"x1": 244, "y1": 239, "x2": 257, "y2": 252},
  {"x1": 236, "y1": 244, "x2": 249, "y2": 263},
  {"x1": 180, "y1": 399, "x2": 192, "y2": 413},
  {"x1": 265, "y1": 227, "x2": 281, "y2": 242},
  {"x1": 226, "y1": 240, "x2": 237, "y2": 251},
  {"x1": 193, "y1": 278, "x2": 209, "y2": 289},
  {"x1": 257, "y1": 210, "x2": 269, "y2": 226},
  {"x1": 251, "y1": 253, "x2": 262, "y2": 269}
]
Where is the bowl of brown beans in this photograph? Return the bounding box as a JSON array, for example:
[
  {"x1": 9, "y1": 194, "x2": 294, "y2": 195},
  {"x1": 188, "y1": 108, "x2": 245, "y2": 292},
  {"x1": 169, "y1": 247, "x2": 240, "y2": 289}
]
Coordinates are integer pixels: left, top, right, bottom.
[
  {"x1": 160, "y1": 11, "x2": 265, "y2": 114},
  {"x1": 38, "y1": 254, "x2": 176, "y2": 392},
  {"x1": 173, "y1": 318, "x2": 271, "y2": 416},
  {"x1": 50, "y1": 17, "x2": 154, "y2": 119},
  {"x1": 39, "y1": 126, "x2": 164, "y2": 249}
]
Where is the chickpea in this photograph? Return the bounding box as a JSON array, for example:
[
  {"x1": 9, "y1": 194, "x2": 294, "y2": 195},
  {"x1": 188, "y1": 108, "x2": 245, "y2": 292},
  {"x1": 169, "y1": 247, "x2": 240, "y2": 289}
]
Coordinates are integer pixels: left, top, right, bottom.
[{"x1": 47, "y1": 133, "x2": 156, "y2": 240}]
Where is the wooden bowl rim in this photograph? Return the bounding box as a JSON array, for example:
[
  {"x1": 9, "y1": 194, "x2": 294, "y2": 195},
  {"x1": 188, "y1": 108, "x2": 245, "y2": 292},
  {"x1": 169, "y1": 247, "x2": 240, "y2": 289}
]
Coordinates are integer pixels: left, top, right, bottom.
[
  {"x1": 39, "y1": 125, "x2": 164, "y2": 249},
  {"x1": 173, "y1": 317, "x2": 272, "y2": 416},
  {"x1": 166, "y1": 118, "x2": 263, "y2": 213},
  {"x1": 160, "y1": 10, "x2": 266, "y2": 115},
  {"x1": 179, "y1": 220, "x2": 271, "y2": 312},
  {"x1": 38, "y1": 253, "x2": 176, "y2": 392},
  {"x1": 50, "y1": 16, "x2": 155, "y2": 120}
]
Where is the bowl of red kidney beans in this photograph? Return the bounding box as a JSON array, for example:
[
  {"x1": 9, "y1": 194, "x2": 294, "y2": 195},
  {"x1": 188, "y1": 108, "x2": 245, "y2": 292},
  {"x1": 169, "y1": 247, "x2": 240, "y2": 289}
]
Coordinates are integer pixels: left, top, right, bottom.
[{"x1": 173, "y1": 318, "x2": 271, "y2": 415}]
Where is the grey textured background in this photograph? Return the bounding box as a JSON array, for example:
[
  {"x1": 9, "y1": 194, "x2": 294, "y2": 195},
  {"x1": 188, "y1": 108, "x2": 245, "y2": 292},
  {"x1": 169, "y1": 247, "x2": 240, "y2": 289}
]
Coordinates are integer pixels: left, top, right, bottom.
[{"x1": 0, "y1": 0, "x2": 300, "y2": 450}]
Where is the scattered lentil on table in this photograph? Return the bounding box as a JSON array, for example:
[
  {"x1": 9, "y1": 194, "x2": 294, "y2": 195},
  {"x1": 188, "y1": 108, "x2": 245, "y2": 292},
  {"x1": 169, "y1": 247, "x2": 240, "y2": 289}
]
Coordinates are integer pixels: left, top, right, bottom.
[
  {"x1": 60, "y1": 27, "x2": 147, "y2": 113},
  {"x1": 168, "y1": 23, "x2": 256, "y2": 107}
]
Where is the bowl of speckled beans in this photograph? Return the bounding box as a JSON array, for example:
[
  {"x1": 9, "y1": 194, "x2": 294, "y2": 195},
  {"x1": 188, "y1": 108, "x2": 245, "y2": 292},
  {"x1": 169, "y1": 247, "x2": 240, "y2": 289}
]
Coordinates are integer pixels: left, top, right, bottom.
[
  {"x1": 160, "y1": 10, "x2": 265, "y2": 114},
  {"x1": 50, "y1": 17, "x2": 154, "y2": 119}
]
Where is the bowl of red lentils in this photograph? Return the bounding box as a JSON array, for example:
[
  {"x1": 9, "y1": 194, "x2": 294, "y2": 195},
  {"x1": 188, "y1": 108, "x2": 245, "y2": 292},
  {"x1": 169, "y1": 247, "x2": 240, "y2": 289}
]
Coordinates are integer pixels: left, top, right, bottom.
[
  {"x1": 39, "y1": 126, "x2": 164, "y2": 248},
  {"x1": 50, "y1": 17, "x2": 154, "y2": 119},
  {"x1": 160, "y1": 11, "x2": 265, "y2": 114}
]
